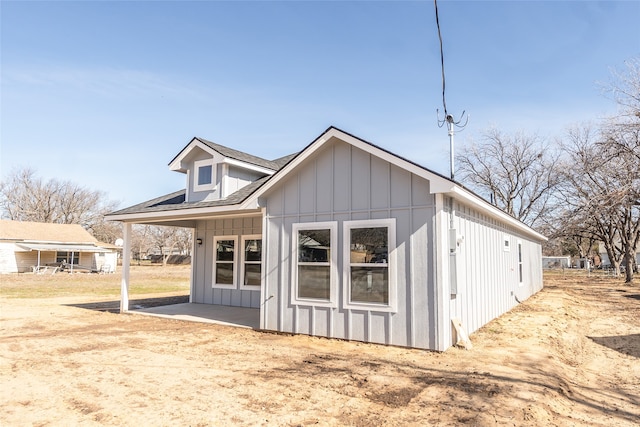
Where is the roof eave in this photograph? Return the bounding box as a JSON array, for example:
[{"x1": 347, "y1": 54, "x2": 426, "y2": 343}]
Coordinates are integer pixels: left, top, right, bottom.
[
  {"x1": 447, "y1": 186, "x2": 548, "y2": 242},
  {"x1": 105, "y1": 201, "x2": 261, "y2": 223}
]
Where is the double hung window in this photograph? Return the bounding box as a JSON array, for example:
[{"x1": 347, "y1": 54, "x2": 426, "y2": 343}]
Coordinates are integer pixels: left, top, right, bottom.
[
  {"x1": 292, "y1": 222, "x2": 337, "y2": 306},
  {"x1": 344, "y1": 219, "x2": 396, "y2": 311},
  {"x1": 213, "y1": 235, "x2": 237, "y2": 289},
  {"x1": 241, "y1": 235, "x2": 262, "y2": 289}
]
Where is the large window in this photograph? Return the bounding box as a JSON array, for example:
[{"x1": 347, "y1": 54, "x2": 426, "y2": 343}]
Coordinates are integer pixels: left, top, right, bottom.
[
  {"x1": 194, "y1": 159, "x2": 216, "y2": 192},
  {"x1": 344, "y1": 219, "x2": 396, "y2": 311},
  {"x1": 292, "y1": 222, "x2": 337, "y2": 306},
  {"x1": 241, "y1": 235, "x2": 262, "y2": 289},
  {"x1": 213, "y1": 235, "x2": 237, "y2": 289}
]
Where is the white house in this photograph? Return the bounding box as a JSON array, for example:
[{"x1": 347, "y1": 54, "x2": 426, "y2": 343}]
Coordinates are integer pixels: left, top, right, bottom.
[
  {"x1": 598, "y1": 242, "x2": 640, "y2": 270},
  {"x1": 106, "y1": 127, "x2": 546, "y2": 351},
  {"x1": 0, "y1": 219, "x2": 117, "y2": 273}
]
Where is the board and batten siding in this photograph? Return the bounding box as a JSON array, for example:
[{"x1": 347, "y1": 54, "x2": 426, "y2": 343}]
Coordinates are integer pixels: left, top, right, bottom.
[
  {"x1": 223, "y1": 166, "x2": 265, "y2": 197},
  {"x1": 446, "y1": 198, "x2": 544, "y2": 341},
  {"x1": 261, "y1": 139, "x2": 439, "y2": 349},
  {"x1": 191, "y1": 216, "x2": 262, "y2": 308}
]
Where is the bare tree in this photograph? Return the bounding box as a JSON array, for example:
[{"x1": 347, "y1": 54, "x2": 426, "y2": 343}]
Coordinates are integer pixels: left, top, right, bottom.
[
  {"x1": 0, "y1": 167, "x2": 121, "y2": 242},
  {"x1": 148, "y1": 225, "x2": 191, "y2": 267},
  {"x1": 603, "y1": 57, "x2": 640, "y2": 123},
  {"x1": 456, "y1": 128, "x2": 562, "y2": 228},
  {"x1": 559, "y1": 123, "x2": 640, "y2": 283},
  {"x1": 131, "y1": 225, "x2": 154, "y2": 264}
]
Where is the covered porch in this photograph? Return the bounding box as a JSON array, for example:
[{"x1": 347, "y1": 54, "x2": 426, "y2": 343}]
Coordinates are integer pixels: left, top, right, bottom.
[{"x1": 114, "y1": 209, "x2": 265, "y2": 328}]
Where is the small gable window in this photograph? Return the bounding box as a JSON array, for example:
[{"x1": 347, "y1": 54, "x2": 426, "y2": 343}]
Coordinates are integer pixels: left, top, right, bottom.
[{"x1": 194, "y1": 159, "x2": 216, "y2": 192}]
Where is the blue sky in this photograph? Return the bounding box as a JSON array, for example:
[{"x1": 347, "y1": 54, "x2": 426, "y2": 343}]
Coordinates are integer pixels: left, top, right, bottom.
[{"x1": 1, "y1": 1, "x2": 639, "y2": 208}]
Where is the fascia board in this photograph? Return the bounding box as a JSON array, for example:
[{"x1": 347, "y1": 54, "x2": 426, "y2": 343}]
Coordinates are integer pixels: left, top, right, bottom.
[
  {"x1": 448, "y1": 186, "x2": 548, "y2": 242},
  {"x1": 338, "y1": 131, "x2": 455, "y2": 194},
  {"x1": 168, "y1": 139, "x2": 218, "y2": 172},
  {"x1": 105, "y1": 202, "x2": 261, "y2": 223},
  {"x1": 223, "y1": 157, "x2": 276, "y2": 175},
  {"x1": 247, "y1": 127, "x2": 457, "y2": 206}
]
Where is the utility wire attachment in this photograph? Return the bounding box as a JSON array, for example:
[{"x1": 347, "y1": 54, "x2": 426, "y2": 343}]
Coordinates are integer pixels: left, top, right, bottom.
[{"x1": 434, "y1": 0, "x2": 468, "y2": 181}]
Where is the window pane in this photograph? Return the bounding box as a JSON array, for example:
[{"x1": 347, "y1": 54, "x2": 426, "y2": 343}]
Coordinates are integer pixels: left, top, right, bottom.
[
  {"x1": 56, "y1": 251, "x2": 79, "y2": 264},
  {"x1": 350, "y1": 267, "x2": 389, "y2": 304},
  {"x1": 198, "y1": 165, "x2": 212, "y2": 185},
  {"x1": 298, "y1": 229, "x2": 330, "y2": 262},
  {"x1": 244, "y1": 239, "x2": 262, "y2": 261},
  {"x1": 244, "y1": 264, "x2": 261, "y2": 286},
  {"x1": 350, "y1": 227, "x2": 388, "y2": 263},
  {"x1": 216, "y1": 263, "x2": 234, "y2": 285},
  {"x1": 297, "y1": 265, "x2": 330, "y2": 300},
  {"x1": 216, "y1": 240, "x2": 235, "y2": 261}
]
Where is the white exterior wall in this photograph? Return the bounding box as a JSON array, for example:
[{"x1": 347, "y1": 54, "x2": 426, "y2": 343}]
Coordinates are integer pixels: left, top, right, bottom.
[
  {"x1": 93, "y1": 252, "x2": 117, "y2": 272},
  {"x1": 446, "y1": 198, "x2": 543, "y2": 346},
  {"x1": 191, "y1": 216, "x2": 262, "y2": 308},
  {"x1": 261, "y1": 140, "x2": 439, "y2": 349},
  {"x1": 0, "y1": 243, "x2": 20, "y2": 273}
]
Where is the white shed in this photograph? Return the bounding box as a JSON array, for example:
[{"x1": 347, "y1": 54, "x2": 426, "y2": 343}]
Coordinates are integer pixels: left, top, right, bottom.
[{"x1": 107, "y1": 127, "x2": 545, "y2": 351}]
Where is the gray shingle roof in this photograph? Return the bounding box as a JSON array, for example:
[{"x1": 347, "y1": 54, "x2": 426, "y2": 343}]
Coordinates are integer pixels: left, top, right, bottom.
[
  {"x1": 108, "y1": 176, "x2": 271, "y2": 216},
  {"x1": 194, "y1": 137, "x2": 284, "y2": 171}
]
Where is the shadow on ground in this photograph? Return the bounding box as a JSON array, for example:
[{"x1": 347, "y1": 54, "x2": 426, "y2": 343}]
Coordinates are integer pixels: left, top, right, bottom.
[
  {"x1": 65, "y1": 295, "x2": 190, "y2": 313},
  {"x1": 589, "y1": 334, "x2": 640, "y2": 358}
]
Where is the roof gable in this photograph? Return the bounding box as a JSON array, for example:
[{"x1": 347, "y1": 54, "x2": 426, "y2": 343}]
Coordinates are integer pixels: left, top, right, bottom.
[
  {"x1": 0, "y1": 220, "x2": 97, "y2": 244},
  {"x1": 247, "y1": 126, "x2": 457, "y2": 201},
  {"x1": 244, "y1": 126, "x2": 546, "y2": 242},
  {"x1": 168, "y1": 137, "x2": 284, "y2": 174}
]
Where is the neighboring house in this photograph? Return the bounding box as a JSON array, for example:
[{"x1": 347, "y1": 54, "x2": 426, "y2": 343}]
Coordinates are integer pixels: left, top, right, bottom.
[
  {"x1": 542, "y1": 256, "x2": 571, "y2": 269},
  {"x1": 599, "y1": 242, "x2": 640, "y2": 269},
  {"x1": 0, "y1": 220, "x2": 117, "y2": 274},
  {"x1": 106, "y1": 127, "x2": 546, "y2": 351}
]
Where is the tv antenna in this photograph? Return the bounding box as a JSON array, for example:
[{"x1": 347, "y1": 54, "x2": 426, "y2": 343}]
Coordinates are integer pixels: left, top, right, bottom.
[{"x1": 434, "y1": 0, "x2": 468, "y2": 180}]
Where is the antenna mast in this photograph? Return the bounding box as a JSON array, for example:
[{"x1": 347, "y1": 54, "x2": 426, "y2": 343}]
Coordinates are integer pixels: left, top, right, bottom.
[{"x1": 434, "y1": 0, "x2": 468, "y2": 180}]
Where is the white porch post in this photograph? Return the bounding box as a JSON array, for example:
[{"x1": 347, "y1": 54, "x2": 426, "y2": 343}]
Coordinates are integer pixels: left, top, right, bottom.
[{"x1": 120, "y1": 223, "x2": 132, "y2": 313}]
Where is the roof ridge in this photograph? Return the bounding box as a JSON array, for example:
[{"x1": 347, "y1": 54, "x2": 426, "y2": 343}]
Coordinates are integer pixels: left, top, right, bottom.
[{"x1": 195, "y1": 137, "x2": 280, "y2": 171}]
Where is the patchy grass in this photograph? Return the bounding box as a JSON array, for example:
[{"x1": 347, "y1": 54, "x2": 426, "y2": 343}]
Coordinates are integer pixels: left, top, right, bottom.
[
  {"x1": 543, "y1": 267, "x2": 639, "y2": 283},
  {"x1": 0, "y1": 265, "x2": 190, "y2": 299}
]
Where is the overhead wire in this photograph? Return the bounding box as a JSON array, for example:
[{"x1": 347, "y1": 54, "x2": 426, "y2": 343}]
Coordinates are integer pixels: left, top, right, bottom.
[{"x1": 434, "y1": 0, "x2": 448, "y2": 117}]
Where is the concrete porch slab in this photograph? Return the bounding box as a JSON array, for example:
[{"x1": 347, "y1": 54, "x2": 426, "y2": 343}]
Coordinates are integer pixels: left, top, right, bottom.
[{"x1": 131, "y1": 303, "x2": 260, "y2": 329}]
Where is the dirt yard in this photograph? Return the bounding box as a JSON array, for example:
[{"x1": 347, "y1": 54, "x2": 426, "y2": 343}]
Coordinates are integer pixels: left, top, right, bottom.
[{"x1": 1, "y1": 272, "x2": 638, "y2": 426}]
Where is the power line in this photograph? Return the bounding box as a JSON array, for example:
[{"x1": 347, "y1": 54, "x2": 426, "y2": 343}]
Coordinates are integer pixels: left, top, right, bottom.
[
  {"x1": 433, "y1": 0, "x2": 468, "y2": 180},
  {"x1": 434, "y1": 0, "x2": 448, "y2": 116}
]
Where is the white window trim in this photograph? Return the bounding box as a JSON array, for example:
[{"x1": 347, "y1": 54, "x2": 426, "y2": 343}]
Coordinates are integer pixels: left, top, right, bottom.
[
  {"x1": 517, "y1": 240, "x2": 524, "y2": 285},
  {"x1": 194, "y1": 158, "x2": 216, "y2": 192},
  {"x1": 503, "y1": 235, "x2": 511, "y2": 252},
  {"x1": 343, "y1": 218, "x2": 397, "y2": 313},
  {"x1": 240, "y1": 234, "x2": 262, "y2": 290},
  {"x1": 291, "y1": 222, "x2": 337, "y2": 308},
  {"x1": 213, "y1": 235, "x2": 238, "y2": 289}
]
